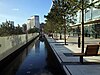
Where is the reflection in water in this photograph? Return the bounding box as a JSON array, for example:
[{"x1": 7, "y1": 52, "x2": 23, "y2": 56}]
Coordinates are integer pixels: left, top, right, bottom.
[
  {"x1": 35, "y1": 40, "x2": 40, "y2": 53},
  {"x1": 0, "y1": 39, "x2": 36, "y2": 75},
  {"x1": 0, "y1": 48, "x2": 28, "y2": 75},
  {"x1": 39, "y1": 35, "x2": 45, "y2": 42},
  {"x1": 16, "y1": 39, "x2": 53, "y2": 75},
  {"x1": 0, "y1": 38, "x2": 64, "y2": 75}
]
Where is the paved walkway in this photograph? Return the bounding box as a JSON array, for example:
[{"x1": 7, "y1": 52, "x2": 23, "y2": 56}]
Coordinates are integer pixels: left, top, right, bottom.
[{"x1": 46, "y1": 35, "x2": 100, "y2": 75}]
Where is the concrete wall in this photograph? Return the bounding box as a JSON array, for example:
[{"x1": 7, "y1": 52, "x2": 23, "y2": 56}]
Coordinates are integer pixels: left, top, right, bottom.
[{"x1": 0, "y1": 33, "x2": 38, "y2": 61}]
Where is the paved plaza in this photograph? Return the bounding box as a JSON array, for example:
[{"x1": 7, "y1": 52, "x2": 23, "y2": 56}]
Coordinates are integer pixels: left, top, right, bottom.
[{"x1": 46, "y1": 35, "x2": 100, "y2": 75}]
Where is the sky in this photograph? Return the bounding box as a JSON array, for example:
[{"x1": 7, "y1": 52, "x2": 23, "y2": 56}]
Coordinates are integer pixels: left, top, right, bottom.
[{"x1": 0, "y1": 0, "x2": 52, "y2": 26}]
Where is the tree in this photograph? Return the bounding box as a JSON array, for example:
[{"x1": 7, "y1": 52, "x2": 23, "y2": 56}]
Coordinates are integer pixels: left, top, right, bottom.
[
  {"x1": 64, "y1": 0, "x2": 100, "y2": 63},
  {"x1": 28, "y1": 28, "x2": 39, "y2": 33},
  {"x1": 0, "y1": 20, "x2": 24, "y2": 36},
  {"x1": 14, "y1": 24, "x2": 23, "y2": 35}
]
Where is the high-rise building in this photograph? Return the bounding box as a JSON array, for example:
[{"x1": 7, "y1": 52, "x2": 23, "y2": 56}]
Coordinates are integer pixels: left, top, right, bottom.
[
  {"x1": 27, "y1": 19, "x2": 31, "y2": 30},
  {"x1": 27, "y1": 15, "x2": 40, "y2": 30},
  {"x1": 30, "y1": 16, "x2": 35, "y2": 28},
  {"x1": 34, "y1": 15, "x2": 40, "y2": 29}
]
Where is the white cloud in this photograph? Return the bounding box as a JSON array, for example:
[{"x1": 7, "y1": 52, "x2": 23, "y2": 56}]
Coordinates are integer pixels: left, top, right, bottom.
[{"x1": 12, "y1": 8, "x2": 19, "y2": 11}]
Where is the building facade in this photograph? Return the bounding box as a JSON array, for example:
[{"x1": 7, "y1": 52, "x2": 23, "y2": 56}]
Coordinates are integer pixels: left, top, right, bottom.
[
  {"x1": 27, "y1": 19, "x2": 31, "y2": 30},
  {"x1": 27, "y1": 15, "x2": 40, "y2": 30},
  {"x1": 34, "y1": 15, "x2": 40, "y2": 29},
  {"x1": 71, "y1": 0, "x2": 100, "y2": 38}
]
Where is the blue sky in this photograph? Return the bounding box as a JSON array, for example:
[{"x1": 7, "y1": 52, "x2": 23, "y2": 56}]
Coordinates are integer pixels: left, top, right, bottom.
[{"x1": 0, "y1": 0, "x2": 52, "y2": 26}]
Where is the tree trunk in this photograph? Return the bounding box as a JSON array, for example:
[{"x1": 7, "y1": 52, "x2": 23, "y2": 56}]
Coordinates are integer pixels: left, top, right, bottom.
[
  {"x1": 80, "y1": 0, "x2": 84, "y2": 63},
  {"x1": 64, "y1": 15, "x2": 66, "y2": 45}
]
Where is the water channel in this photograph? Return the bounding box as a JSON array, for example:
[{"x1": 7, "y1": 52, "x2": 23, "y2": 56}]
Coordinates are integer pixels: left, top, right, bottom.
[{"x1": 0, "y1": 38, "x2": 65, "y2": 75}]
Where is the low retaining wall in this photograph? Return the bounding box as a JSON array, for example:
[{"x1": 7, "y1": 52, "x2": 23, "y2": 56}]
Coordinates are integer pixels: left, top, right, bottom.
[
  {"x1": 44, "y1": 36, "x2": 66, "y2": 75},
  {"x1": 0, "y1": 33, "x2": 39, "y2": 61},
  {"x1": 0, "y1": 33, "x2": 39, "y2": 72}
]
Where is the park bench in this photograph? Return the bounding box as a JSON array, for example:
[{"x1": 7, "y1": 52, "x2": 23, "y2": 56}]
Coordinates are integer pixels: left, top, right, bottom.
[{"x1": 64, "y1": 45, "x2": 100, "y2": 63}]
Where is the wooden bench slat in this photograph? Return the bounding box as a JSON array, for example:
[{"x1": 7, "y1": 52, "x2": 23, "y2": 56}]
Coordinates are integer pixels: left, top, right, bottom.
[{"x1": 65, "y1": 45, "x2": 100, "y2": 56}]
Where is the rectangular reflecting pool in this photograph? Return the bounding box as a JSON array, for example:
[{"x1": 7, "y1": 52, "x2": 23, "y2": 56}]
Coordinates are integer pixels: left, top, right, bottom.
[{"x1": 0, "y1": 38, "x2": 65, "y2": 75}]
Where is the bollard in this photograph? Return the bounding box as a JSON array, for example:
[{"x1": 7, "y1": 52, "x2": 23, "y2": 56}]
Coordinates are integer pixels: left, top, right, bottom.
[
  {"x1": 95, "y1": 34, "x2": 97, "y2": 39},
  {"x1": 78, "y1": 36, "x2": 80, "y2": 48}
]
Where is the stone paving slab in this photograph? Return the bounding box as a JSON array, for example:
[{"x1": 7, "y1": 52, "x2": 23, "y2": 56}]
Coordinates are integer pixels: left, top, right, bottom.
[
  {"x1": 46, "y1": 36, "x2": 100, "y2": 75},
  {"x1": 50, "y1": 43, "x2": 86, "y2": 63},
  {"x1": 46, "y1": 37, "x2": 56, "y2": 43},
  {"x1": 64, "y1": 65, "x2": 100, "y2": 75}
]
